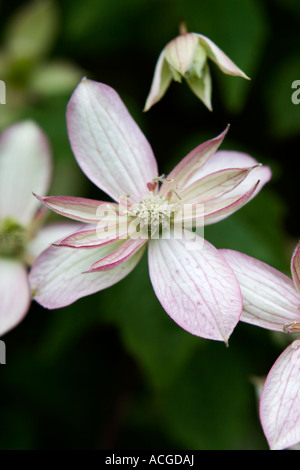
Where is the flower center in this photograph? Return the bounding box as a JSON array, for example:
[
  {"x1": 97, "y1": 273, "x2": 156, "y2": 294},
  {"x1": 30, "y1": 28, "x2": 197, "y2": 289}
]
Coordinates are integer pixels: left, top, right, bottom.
[
  {"x1": 0, "y1": 218, "x2": 27, "y2": 257},
  {"x1": 130, "y1": 192, "x2": 181, "y2": 237}
]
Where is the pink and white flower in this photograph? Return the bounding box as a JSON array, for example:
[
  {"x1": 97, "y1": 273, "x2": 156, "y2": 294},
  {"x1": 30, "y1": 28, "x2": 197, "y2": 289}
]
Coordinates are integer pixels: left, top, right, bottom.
[
  {"x1": 0, "y1": 121, "x2": 77, "y2": 336},
  {"x1": 144, "y1": 30, "x2": 249, "y2": 112},
  {"x1": 29, "y1": 78, "x2": 271, "y2": 343},
  {"x1": 221, "y1": 243, "x2": 300, "y2": 449}
]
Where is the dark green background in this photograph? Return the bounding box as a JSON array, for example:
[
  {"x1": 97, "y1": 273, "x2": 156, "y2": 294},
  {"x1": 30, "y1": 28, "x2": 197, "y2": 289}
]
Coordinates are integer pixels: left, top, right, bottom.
[{"x1": 0, "y1": 0, "x2": 299, "y2": 450}]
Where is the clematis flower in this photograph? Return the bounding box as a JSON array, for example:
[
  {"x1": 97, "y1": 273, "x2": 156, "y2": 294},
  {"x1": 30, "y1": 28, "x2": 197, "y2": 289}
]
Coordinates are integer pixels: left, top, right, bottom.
[
  {"x1": 144, "y1": 26, "x2": 249, "y2": 112},
  {"x1": 221, "y1": 243, "x2": 300, "y2": 449},
  {"x1": 0, "y1": 121, "x2": 77, "y2": 336},
  {"x1": 29, "y1": 78, "x2": 271, "y2": 343}
]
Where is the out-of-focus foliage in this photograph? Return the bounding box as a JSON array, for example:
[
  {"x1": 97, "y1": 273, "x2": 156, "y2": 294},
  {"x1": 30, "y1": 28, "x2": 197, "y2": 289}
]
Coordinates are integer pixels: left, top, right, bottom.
[
  {"x1": 0, "y1": 0, "x2": 299, "y2": 450},
  {"x1": 0, "y1": 0, "x2": 82, "y2": 128}
]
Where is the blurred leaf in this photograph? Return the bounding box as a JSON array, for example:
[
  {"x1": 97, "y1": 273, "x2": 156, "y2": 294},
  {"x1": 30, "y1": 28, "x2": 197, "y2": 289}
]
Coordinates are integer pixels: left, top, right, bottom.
[
  {"x1": 99, "y1": 254, "x2": 203, "y2": 392},
  {"x1": 157, "y1": 341, "x2": 267, "y2": 449},
  {"x1": 63, "y1": 0, "x2": 151, "y2": 53},
  {"x1": 4, "y1": 0, "x2": 59, "y2": 61},
  {"x1": 30, "y1": 61, "x2": 83, "y2": 97}
]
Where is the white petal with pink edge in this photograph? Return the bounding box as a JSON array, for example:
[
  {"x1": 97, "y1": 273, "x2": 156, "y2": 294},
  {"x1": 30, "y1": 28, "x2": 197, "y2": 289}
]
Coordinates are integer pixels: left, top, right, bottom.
[
  {"x1": 164, "y1": 33, "x2": 199, "y2": 75},
  {"x1": 159, "y1": 127, "x2": 229, "y2": 197},
  {"x1": 180, "y1": 166, "x2": 257, "y2": 204},
  {"x1": 148, "y1": 232, "x2": 242, "y2": 342},
  {"x1": 144, "y1": 50, "x2": 173, "y2": 112},
  {"x1": 29, "y1": 240, "x2": 145, "y2": 309},
  {"x1": 197, "y1": 34, "x2": 250, "y2": 79},
  {"x1": 87, "y1": 238, "x2": 147, "y2": 272},
  {"x1": 260, "y1": 339, "x2": 300, "y2": 450},
  {"x1": 186, "y1": 150, "x2": 271, "y2": 190},
  {"x1": 56, "y1": 220, "x2": 131, "y2": 248},
  {"x1": 0, "y1": 121, "x2": 52, "y2": 226},
  {"x1": 182, "y1": 180, "x2": 259, "y2": 226},
  {"x1": 0, "y1": 258, "x2": 31, "y2": 336},
  {"x1": 34, "y1": 195, "x2": 120, "y2": 224},
  {"x1": 67, "y1": 78, "x2": 158, "y2": 202},
  {"x1": 291, "y1": 243, "x2": 300, "y2": 294},
  {"x1": 221, "y1": 249, "x2": 300, "y2": 331}
]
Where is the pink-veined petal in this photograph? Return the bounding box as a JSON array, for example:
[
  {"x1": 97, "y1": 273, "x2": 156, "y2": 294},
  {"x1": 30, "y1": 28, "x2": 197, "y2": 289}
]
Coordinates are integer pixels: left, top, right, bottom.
[
  {"x1": 291, "y1": 242, "x2": 300, "y2": 294},
  {"x1": 186, "y1": 150, "x2": 271, "y2": 190},
  {"x1": 180, "y1": 166, "x2": 257, "y2": 204},
  {"x1": 34, "y1": 194, "x2": 119, "y2": 224},
  {"x1": 181, "y1": 180, "x2": 260, "y2": 226},
  {"x1": 56, "y1": 221, "x2": 128, "y2": 248},
  {"x1": 0, "y1": 258, "x2": 30, "y2": 336},
  {"x1": 67, "y1": 78, "x2": 158, "y2": 202},
  {"x1": 25, "y1": 222, "x2": 81, "y2": 264},
  {"x1": 182, "y1": 150, "x2": 271, "y2": 225},
  {"x1": 148, "y1": 232, "x2": 242, "y2": 342},
  {"x1": 144, "y1": 50, "x2": 173, "y2": 112},
  {"x1": 197, "y1": 34, "x2": 250, "y2": 79},
  {"x1": 86, "y1": 238, "x2": 147, "y2": 272},
  {"x1": 221, "y1": 249, "x2": 300, "y2": 331},
  {"x1": 0, "y1": 121, "x2": 52, "y2": 226},
  {"x1": 159, "y1": 126, "x2": 229, "y2": 197},
  {"x1": 260, "y1": 339, "x2": 300, "y2": 450},
  {"x1": 203, "y1": 180, "x2": 260, "y2": 223},
  {"x1": 29, "y1": 240, "x2": 145, "y2": 309},
  {"x1": 164, "y1": 33, "x2": 199, "y2": 75}
]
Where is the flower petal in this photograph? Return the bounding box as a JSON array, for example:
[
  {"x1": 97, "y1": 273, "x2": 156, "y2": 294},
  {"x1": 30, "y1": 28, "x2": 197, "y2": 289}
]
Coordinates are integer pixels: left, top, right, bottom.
[
  {"x1": 186, "y1": 150, "x2": 271, "y2": 188},
  {"x1": 164, "y1": 33, "x2": 199, "y2": 75},
  {"x1": 67, "y1": 78, "x2": 158, "y2": 201},
  {"x1": 260, "y1": 339, "x2": 300, "y2": 450},
  {"x1": 182, "y1": 180, "x2": 260, "y2": 226},
  {"x1": 29, "y1": 240, "x2": 144, "y2": 309},
  {"x1": 159, "y1": 126, "x2": 229, "y2": 196},
  {"x1": 87, "y1": 238, "x2": 147, "y2": 272},
  {"x1": 148, "y1": 232, "x2": 242, "y2": 342},
  {"x1": 198, "y1": 34, "x2": 250, "y2": 79},
  {"x1": 56, "y1": 221, "x2": 130, "y2": 248},
  {"x1": 180, "y1": 166, "x2": 257, "y2": 204},
  {"x1": 144, "y1": 49, "x2": 173, "y2": 112},
  {"x1": 221, "y1": 249, "x2": 300, "y2": 331},
  {"x1": 0, "y1": 258, "x2": 30, "y2": 336},
  {"x1": 0, "y1": 121, "x2": 52, "y2": 225},
  {"x1": 25, "y1": 222, "x2": 81, "y2": 264},
  {"x1": 203, "y1": 180, "x2": 260, "y2": 223},
  {"x1": 184, "y1": 150, "x2": 271, "y2": 224},
  {"x1": 34, "y1": 194, "x2": 119, "y2": 224},
  {"x1": 291, "y1": 242, "x2": 300, "y2": 294}
]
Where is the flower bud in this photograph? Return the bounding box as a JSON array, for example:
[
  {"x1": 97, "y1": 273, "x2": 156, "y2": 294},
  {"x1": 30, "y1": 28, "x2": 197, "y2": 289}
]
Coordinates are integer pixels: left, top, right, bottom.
[{"x1": 144, "y1": 30, "x2": 249, "y2": 112}]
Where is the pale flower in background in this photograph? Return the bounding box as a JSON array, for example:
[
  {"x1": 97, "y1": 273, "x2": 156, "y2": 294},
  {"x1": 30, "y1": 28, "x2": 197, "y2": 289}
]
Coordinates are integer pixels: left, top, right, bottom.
[
  {"x1": 221, "y1": 242, "x2": 300, "y2": 450},
  {"x1": 144, "y1": 25, "x2": 249, "y2": 112},
  {"x1": 0, "y1": 121, "x2": 77, "y2": 336},
  {"x1": 30, "y1": 78, "x2": 271, "y2": 343}
]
